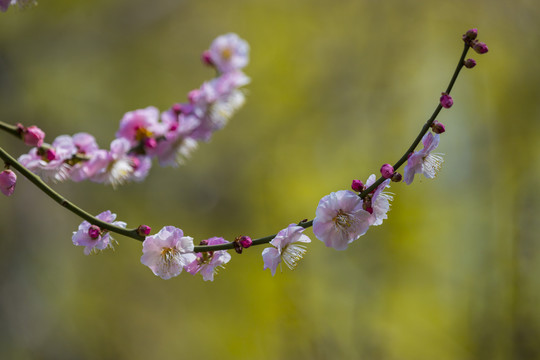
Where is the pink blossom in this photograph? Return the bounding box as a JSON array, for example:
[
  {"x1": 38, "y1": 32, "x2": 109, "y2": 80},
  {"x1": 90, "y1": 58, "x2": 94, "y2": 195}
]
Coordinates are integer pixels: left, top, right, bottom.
[
  {"x1": 17, "y1": 135, "x2": 77, "y2": 183},
  {"x1": 185, "y1": 237, "x2": 231, "y2": 281},
  {"x1": 208, "y1": 33, "x2": 250, "y2": 74},
  {"x1": 116, "y1": 106, "x2": 161, "y2": 149},
  {"x1": 90, "y1": 138, "x2": 136, "y2": 188},
  {"x1": 403, "y1": 132, "x2": 444, "y2": 185},
  {"x1": 189, "y1": 71, "x2": 250, "y2": 141},
  {"x1": 313, "y1": 190, "x2": 371, "y2": 250},
  {"x1": 150, "y1": 108, "x2": 200, "y2": 167},
  {"x1": 0, "y1": 170, "x2": 17, "y2": 196},
  {"x1": 72, "y1": 210, "x2": 126, "y2": 255},
  {"x1": 140, "y1": 226, "x2": 196, "y2": 280},
  {"x1": 262, "y1": 224, "x2": 311, "y2": 276},
  {"x1": 364, "y1": 174, "x2": 393, "y2": 226},
  {"x1": 69, "y1": 133, "x2": 104, "y2": 182},
  {"x1": 23, "y1": 126, "x2": 45, "y2": 147}
]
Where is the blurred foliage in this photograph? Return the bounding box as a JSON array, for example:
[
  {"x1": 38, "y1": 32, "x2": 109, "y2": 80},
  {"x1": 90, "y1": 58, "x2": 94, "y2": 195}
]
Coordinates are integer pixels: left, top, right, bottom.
[{"x1": 1, "y1": 0, "x2": 540, "y2": 359}]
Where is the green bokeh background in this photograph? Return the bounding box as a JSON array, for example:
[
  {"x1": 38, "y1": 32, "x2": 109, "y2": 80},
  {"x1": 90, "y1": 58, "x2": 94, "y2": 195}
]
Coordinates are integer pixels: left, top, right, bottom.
[{"x1": 1, "y1": 0, "x2": 539, "y2": 359}]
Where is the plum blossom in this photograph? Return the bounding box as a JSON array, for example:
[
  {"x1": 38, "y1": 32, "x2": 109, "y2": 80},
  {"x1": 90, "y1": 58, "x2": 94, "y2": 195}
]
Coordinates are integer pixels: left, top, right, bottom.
[
  {"x1": 364, "y1": 174, "x2": 393, "y2": 226},
  {"x1": 72, "y1": 210, "x2": 126, "y2": 255},
  {"x1": 140, "y1": 226, "x2": 196, "y2": 280},
  {"x1": 185, "y1": 237, "x2": 231, "y2": 281},
  {"x1": 189, "y1": 71, "x2": 250, "y2": 141},
  {"x1": 0, "y1": 170, "x2": 17, "y2": 196},
  {"x1": 262, "y1": 224, "x2": 311, "y2": 276},
  {"x1": 403, "y1": 132, "x2": 444, "y2": 185},
  {"x1": 17, "y1": 135, "x2": 77, "y2": 183},
  {"x1": 313, "y1": 190, "x2": 371, "y2": 251},
  {"x1": 116, "y1": 106, "x2": 161, "y2": 149},
  {"x1": 90, "y1": 138, "x2": 137, "y2": 188},
  {"x1": 207, "y1": 33, "x2": 250, "y2": 74},
  {"x1": 150, "y1": 107, "x2": 200, "y2": 166}
]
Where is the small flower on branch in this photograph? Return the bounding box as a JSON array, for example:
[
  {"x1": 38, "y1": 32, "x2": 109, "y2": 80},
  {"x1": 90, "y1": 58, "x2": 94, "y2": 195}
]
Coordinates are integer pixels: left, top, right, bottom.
[
  {"x1": 313, "y1": 190, "x2": 371, "y2": 250},
  {"x1": 140, "y1": 226, "x2": 196, "y2": 280},
  {"x1": 72, "y1": 210, "x2": 127, "y2": 255},
  {"x1": 186, "y1": 237, "x2": 232, "y2": 281},
  {"x1": 403, "y1": 132, "x2": 444, "y2": 185},
  {"x1": 262, "y1": 224, "x2": 311, "y2": 276}
]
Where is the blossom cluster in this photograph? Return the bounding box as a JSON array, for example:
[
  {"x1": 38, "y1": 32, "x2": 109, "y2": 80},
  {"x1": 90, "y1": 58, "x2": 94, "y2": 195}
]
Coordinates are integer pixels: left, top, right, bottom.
[
  {"x1": 16, "y1": 33, "x2": 250, "y2": 187},
  {"x1": 72, "y1": 127, "x2": 444, "y2": 281},
  {"x1": 0, "y1": 25, "x2": 489, "y2": 281}
]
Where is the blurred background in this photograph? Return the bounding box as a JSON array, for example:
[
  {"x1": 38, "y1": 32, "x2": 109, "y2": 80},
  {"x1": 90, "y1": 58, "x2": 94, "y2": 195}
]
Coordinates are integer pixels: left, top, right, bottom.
[{"x1": 1, "y1": 0, "x2": 539, "y2": 359}]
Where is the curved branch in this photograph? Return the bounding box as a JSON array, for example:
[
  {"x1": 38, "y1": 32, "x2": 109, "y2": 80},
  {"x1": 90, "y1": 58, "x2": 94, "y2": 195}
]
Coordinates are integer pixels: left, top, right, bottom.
[{"x1": 0, "y1": 42, "x2": 471, "y2": 254}]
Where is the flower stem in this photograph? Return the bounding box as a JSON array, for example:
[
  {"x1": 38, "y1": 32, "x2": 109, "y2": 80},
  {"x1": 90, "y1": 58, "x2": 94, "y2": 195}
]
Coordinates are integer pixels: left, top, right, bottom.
[{"x1": 0, "y1": 121, "x2": 21, "y2": 138}]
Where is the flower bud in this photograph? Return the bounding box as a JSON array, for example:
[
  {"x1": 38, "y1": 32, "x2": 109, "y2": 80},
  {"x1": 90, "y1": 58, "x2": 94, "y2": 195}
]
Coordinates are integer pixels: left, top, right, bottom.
[
  {"x1": 144, "y1": 137, "x2": 157, "y2": 149},
  {"x1": 45, "y1": 148, "x2": 56, "y2": 161},
  {"x1": 464, "y1": 58, "x2": 477, "y2": 69},
  {"x1": 239, "y1": 236, "x2": 252, "y2": 248},
  {"x1": 88, "y1": 225, "x2": 101, "y2": 239},
  {"x1": 137, "y1": 224, "x2": 151, "y2": 237},
  {"x1": 172, "y1": 103, "x2": 183, "y2": 115},
  {"x1": 351, "y1": 179, "x2": 364, "y2": 192},
  {"x1": 472, "y1": 41, "x2": 488, "y2": 54},
  {"x1": 0, "y1": 170, "x2": 17, "y2": 196},
  {"x1": 201, "y1": 50, "x2": 213, "y2": 66},
  {"x1": 188, "y1": 89, "x2": 201, "y2": 104},
  {"x1": 380, "y1": 164, "x2": 394, "y2": 179},
  {"x1": 23, "y1": 126, "x2": 45, "y2": 147},
  {"x1": 431, "y1": 121, "x2": 446, "y2": 134},
  {"x1": 391, "y1": 172, "x2": 402, "y2": 182},
  {"x1": 462, "y1": 28, "x2": 478, "y2": 44},
  {"x1": 440, "y1": 93, "x2": 453, "y2": 109}
]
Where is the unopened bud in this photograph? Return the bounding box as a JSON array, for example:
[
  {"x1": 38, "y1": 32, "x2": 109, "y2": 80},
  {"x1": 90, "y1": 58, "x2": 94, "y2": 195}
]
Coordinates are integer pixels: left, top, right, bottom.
[
  {"x1": 440, "y1": 93, "x2": 453, "y2": 109},
  {"x1": 462, "y1": 28, "x2": 478, "y2": 44},
  {"x1": 45, "y1": 148, "x2": 56, "y2": 161},
  {"x1": 351, "y1": 179, "x2": 364, "y2": 192},
  {"x1": 431, "y1": 121, "x2": 446, "y2": 134},
  {"x1": 88, "y1": 225, "x2": 101, "y2": 239},
  {"x1": 380, "y1": 164, "x2": 394, "y2": 179},
  {"x1": 391, "y1": 172, "x2": 402, "y2": 183},
  {"x1": 471, "y1": 40, "x2": 488, "y2": 54},
  {"x1": 137, "y1": 224, "x2": 151, "y2": 237},
  {"x1": 201, "y1": 50, "x2": 213, "y2": 66},
  {"x1": 23, "y1": 126, "x2": 45, "y2": 147},
  {"x1": 239, "y1": 236, "x2": 252, "y2": 248},
  {"x1": 464, "y1": 58, "x2": 477, "y2": 69},
  {"x1": 199, "y1": 239, "x2": 209, "y2": 246},
  {"x1": 0, "y1": 169, "x2": 17, "y2": 196},
  {"x1": 172, "y1": 103, "x2": 183, "y2": 115},
  {"x1": 144, "y1": 137, "x2": 157, "y2": 149}
]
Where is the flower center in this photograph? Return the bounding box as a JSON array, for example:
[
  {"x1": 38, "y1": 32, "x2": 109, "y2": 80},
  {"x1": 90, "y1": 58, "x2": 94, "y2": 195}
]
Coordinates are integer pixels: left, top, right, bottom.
[
  {"x1": 221, "y1": 48, "x2": 233, "y2": 60},
  {"x1": 135, "y1": 126, "x2": 153, "y2": 142},
  {"x1": 161, "y1": 247, "x2": 179, "y2": 265},
  {"x1": 333, "y1": 209, "x2": 351, "y2": 228}
]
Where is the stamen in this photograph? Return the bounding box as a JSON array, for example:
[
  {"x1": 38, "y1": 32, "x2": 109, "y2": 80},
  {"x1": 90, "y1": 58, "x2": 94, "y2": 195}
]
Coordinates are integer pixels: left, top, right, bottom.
[
  {"x1": 281, "y1": 244, "x2": 307, "y2": 270},
  {"x1": 423, "y1": 153, "x2": 444, "y2": 178}
]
